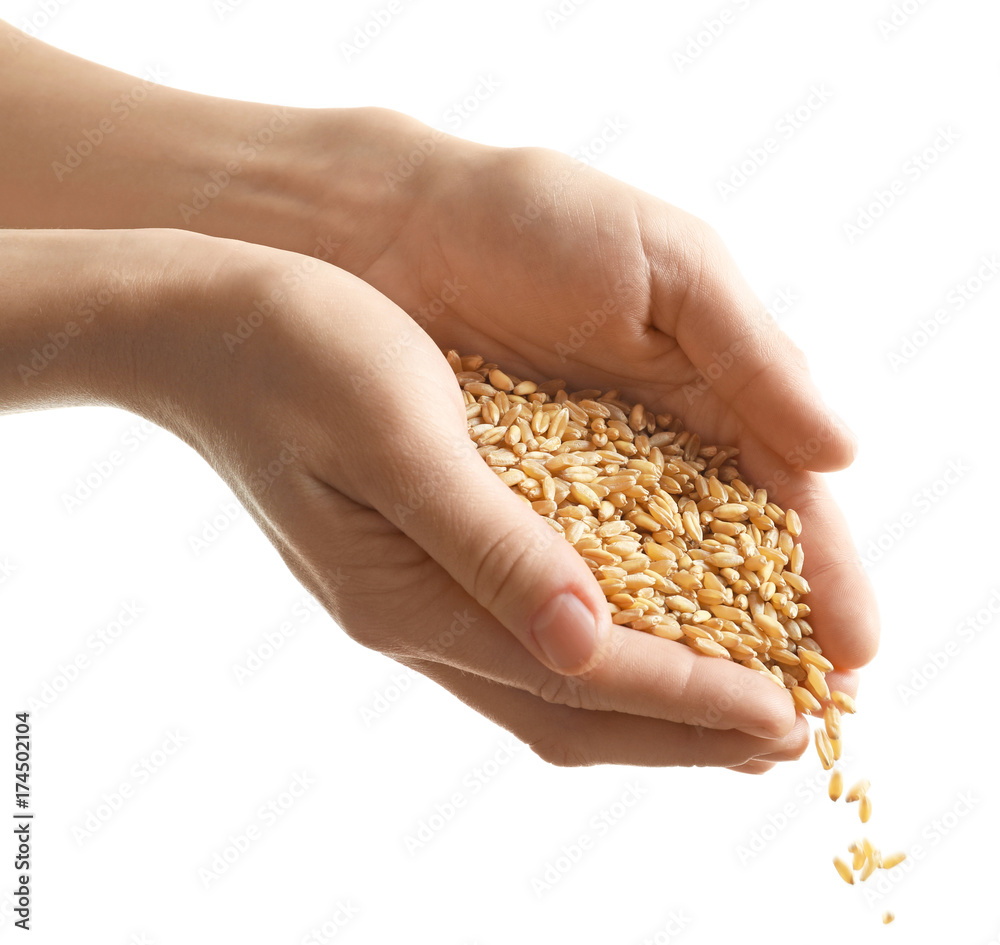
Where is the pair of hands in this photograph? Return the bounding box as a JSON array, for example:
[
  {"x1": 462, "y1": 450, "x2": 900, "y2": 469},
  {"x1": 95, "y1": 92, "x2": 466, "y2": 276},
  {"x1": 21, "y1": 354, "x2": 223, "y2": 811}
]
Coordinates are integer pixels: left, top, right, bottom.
[{"x1": 0, "y1": 39, "x2": 879, "y2": 770}]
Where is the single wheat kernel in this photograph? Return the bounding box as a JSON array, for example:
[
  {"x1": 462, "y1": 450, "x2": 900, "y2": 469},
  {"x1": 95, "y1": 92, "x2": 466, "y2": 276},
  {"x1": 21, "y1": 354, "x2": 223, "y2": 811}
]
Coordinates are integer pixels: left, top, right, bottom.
[
  {"x1": 829, "y1": 769, "x2": 844, "y2": 801},
  {"x1": 815, "y1": 730, "x2": 834, "y2": 770},
  {"x1": 882, "y1": 912, "x2": 895, "y2": 925},
  {"x1": 846, "y1": 779, "x2": 871, "y2": 803},
  {"x1": 791, "y1": 686, "x2": 822, "y2": 714},
  {"x1": 831, "y1": 691, "x2": 856, "y2": 714},
  {"x1": 805, "y1": 664, "x2": 831, "y2": 702},
  {"x1": 860, "y1": 856, "x2": 877, "y2": 881},
  {"x1": 824, "y1": 705, "x2": 842, "y2": 741},
  {"x1": 800, "y1": 649, "x2": 835, "y2": 673},
  {"x1": 860, "y1": 794, "x2": 873, "y2": 823},
  {"x1": 833, "y1": 857, "x2": 854, "y2": 885},
  {"x1": 881, "y1": 852, "x2": 907, "y2": 870}
]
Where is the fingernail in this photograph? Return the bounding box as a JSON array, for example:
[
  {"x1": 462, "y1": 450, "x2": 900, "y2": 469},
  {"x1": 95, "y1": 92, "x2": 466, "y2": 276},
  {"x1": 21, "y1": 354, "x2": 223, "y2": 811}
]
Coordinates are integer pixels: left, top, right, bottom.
[
  {"x1": 745, "y1": 724, "x2": 785, "y2": 739},
  {"x1": 529, "y1": 593, "x2": 599, "y2": 672}
]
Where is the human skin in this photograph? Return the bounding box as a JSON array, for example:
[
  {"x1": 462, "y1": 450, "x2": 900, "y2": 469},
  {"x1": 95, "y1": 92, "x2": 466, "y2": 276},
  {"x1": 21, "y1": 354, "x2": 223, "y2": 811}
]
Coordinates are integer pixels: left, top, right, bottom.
[{"x1": 0, "y1": 22, "x2": 878, "y2": 770}]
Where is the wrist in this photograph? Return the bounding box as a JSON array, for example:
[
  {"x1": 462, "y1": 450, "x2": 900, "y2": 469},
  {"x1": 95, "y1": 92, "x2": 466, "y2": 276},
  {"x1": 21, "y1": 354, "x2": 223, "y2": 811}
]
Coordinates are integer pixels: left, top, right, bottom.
[
  {"x1": 0, "y1": 228, "x2": 258, "y2": 421},
  {"x1": 166, "y1": 103, "x2": 482, "y2": 276}
]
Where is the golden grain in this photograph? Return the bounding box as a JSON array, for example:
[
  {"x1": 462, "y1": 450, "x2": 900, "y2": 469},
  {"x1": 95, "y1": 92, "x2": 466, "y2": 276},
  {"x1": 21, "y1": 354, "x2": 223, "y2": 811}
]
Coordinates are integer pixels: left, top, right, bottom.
[
  {"x1": 833, "y1": 857, "x2": 854, "y2": 884},
  {"x1": 845, "y1": 779, "x2": 870, "y2": 803},
  {"x1": 453, "y1": 353, "x2": 829, "y2": 720},
  {"x1": 831, "y1": 691, "x2": 856, "y2": 714},
  {"x1": 859, "y1": 794, "x2": 873, "y2": 824},
  {"x1": 815, "y1": 730, "x2": 834, "y2": 770}
]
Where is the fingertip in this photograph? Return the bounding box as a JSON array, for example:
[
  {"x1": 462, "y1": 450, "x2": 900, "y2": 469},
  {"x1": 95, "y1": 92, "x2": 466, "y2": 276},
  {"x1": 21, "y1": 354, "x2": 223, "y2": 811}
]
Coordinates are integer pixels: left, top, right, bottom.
[
  {"x1": 798, "y1": 415, "x2": 859, "y2": 473},
  {"x1": 741, "y1": 679, "x2": 797, "y2": 740},
  {"x1": 775, "y1": 409, "x2": 858, "y2": 474}
]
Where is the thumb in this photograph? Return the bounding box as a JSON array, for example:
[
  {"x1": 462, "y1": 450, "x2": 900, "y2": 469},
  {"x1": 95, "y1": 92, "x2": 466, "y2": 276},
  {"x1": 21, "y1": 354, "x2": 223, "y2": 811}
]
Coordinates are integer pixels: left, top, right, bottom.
[
  {"x1": 667, "y1": 229, "x2": 857, "y2": 472},
  {"x1": 361, "y1": 351, "x2": 614, "y2": 676}
]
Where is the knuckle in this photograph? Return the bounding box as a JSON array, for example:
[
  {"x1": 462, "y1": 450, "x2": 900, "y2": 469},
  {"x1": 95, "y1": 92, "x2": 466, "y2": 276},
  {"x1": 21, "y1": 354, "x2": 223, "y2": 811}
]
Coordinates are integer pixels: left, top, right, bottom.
[{"x1": 531, "y1": 671, "x2": 599, "y2": 712}]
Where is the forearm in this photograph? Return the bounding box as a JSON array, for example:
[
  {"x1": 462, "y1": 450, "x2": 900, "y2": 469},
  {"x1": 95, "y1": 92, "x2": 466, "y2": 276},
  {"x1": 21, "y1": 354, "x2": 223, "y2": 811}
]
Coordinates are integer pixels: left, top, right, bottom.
[
  {"x1": 0, "y1": 228, "x2": 251, "y2": 424},
  {"x1": 0, "y1": 22, "x2": 447, "y2": 272}
]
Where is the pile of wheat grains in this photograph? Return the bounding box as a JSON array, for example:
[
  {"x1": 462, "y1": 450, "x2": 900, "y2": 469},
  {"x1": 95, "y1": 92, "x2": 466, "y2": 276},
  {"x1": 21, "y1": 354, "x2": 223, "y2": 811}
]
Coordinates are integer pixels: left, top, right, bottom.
[{"x1": 451, "y1": 351, "x2": 904, "y2": 924}]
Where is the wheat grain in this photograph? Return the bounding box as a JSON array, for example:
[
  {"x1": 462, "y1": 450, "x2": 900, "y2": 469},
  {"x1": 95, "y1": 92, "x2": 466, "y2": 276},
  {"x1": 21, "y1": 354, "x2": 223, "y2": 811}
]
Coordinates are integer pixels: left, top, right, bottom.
[{"x1": 833, "y1": 857, "x2": 854, "y2": 885}]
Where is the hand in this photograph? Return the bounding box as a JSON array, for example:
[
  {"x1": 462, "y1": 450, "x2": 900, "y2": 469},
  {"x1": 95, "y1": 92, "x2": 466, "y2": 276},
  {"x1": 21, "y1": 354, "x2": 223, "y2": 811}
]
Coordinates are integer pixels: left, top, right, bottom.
[
  {"x1": 304, "y1": 127, "x2": 880, "y2": 688},
  {"x1": 93, "y1": 231, "x2": 808, "y2": 771}
]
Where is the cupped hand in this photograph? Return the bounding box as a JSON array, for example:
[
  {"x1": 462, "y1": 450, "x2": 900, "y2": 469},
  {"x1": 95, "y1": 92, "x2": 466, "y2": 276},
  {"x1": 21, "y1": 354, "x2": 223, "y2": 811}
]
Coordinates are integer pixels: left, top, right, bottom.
[
  {"x1": 319, "y1": 127, "x2": 879, "y2": 684},
  {"x1": 148, "y1": 233, "x2": 809, "y2": 770}
]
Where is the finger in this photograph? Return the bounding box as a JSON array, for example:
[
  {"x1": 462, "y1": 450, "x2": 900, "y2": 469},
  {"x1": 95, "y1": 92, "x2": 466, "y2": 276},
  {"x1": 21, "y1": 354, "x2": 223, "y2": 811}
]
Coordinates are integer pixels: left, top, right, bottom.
[
  {"x1": 354, "y1": 348, "x2": 616, "y2": 677},
  {"x1": 282, "y1": 484, "x2": 799, "y2": 738},
  {"x1": 271, "y1": 288, "x2": 616, "y2": 678},
  {"x1": 405, "y1": 657, "x2": 811, "y2": 768},
  {"x1": 649, "y1": 216, "x2": 856, "y2": 472},
  {"x1": 730, "y1": 443, "x2": 880, "y2": 671}
]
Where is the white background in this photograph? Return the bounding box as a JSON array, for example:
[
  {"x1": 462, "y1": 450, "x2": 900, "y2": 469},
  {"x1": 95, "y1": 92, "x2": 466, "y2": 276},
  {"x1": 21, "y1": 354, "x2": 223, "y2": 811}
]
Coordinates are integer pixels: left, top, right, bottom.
[{"x1": 1, "y1": 0, "x2": 998, "y2": 942}]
